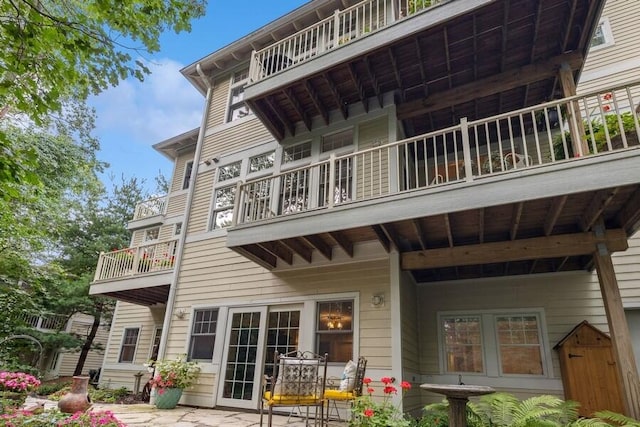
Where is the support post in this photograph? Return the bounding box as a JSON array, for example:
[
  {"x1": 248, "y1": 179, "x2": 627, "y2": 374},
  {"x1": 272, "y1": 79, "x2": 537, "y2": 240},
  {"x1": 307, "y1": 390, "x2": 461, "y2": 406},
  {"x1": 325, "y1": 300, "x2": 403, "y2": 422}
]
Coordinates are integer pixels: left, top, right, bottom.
[
  {"x1": 558, "y1": 63, "x2": 589, "y2": 157},
  {"x1": 593, "y1": 239, "x2": 640, "y2": 419}
]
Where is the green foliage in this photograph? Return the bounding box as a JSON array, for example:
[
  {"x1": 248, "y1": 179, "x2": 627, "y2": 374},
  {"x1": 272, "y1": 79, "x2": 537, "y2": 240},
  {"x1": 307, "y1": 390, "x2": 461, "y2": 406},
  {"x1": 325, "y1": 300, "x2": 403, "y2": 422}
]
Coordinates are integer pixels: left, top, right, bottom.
[
  {"x1": 150, "y1": 355, "x2": 200, "y2": 389},
  {"x1": 89, "y1": 386, "x2": 130, "y2": 403},
  {"x1": 408, "y1": 0, "x2": 433, "y2": 15},
  {"x1": 36, "y1": 381, "x2": 71, "y2": 397},
  {"x1": 0, "y1": 0, "x2": 206, "y2": 125}
]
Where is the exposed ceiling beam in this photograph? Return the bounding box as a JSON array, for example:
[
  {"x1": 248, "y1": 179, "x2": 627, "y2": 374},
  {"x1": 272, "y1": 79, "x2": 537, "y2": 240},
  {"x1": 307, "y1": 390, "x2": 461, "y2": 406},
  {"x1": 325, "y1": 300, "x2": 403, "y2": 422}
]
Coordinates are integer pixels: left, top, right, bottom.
[
  {"x1": 247, "y1": 98, "x2": 284, "y2": 140},
  {"x1": 284, "y1": 88, "x2": 312, "y2": 131},
  {"x1": 380, "y1": 223, "x2": 403, "y2": 252},
  {"x1": 258, "y1": 241, "x2": 294, "y2": 265},
  {"x1": 329, "y1": 231, "x2": 354, "y2": 258},
  {"x1": 265, "y1": 96, "x2": 295, "y2": 137},
  {"x1": 544, "y1": 195, "x2": 567, "y2": 236},
  {"x1": 443, "y1": 213, "x2": 454, "y2": 247},
  {"x1": 348, "y1": 63, "x2": 368, "y2": 113},
  {"x1": 363, "y1": 56, "x2": 384, "y2": 109},
  {"x1": 324, "y1": 73, "x2": 348, "y2": 120},
  {"x1": 478, "y1": 208, "x2": 485, "y2": 243},
  {"x1": 510, "y1": 202, "x2": 524, "y2": 240},
  {"x1": 402, "y1": 229, "x2": 628, "y2": 270},
  {"x1": 561, "y1": 0, "x2": 578, "y2": 53},
  {"x1": 387, "y1": 47, "x2": 403, "y2": 100},
  {"x1": 304, "y1": 80, "x2": 330, "y2": 126},
  {"x1": 617, "y1": 187, "x2": 640, "y2": 233},
  {"x1": 282, "y1": 238, "x2": 313, "y2": 263},
  {"x1": 580, "y1": 188, "x2": 619, "y2": 231},
  {"x1": 232, "y1": 245, "x2": 277, "y2": 270},
  {"x1": 371, "y1": 225, "x2": 391, "y2": 253},
  {"x1": 397, "y1": 52, "x2": 583, "y2": 120},
  {"x1": 302, "y1": 235, "x2": 332, "y2": 260},
  {"x1": 412, "y1": 219, "x2": 428, "y2": 250}
]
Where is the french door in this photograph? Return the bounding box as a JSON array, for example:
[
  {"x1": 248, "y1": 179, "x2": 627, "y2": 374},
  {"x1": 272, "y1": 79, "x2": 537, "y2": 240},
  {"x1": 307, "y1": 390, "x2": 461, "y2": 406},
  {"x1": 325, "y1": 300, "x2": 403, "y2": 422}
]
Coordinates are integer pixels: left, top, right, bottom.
[{"x1": 216, "y1": 306, "x2": 302, "y2": 409}]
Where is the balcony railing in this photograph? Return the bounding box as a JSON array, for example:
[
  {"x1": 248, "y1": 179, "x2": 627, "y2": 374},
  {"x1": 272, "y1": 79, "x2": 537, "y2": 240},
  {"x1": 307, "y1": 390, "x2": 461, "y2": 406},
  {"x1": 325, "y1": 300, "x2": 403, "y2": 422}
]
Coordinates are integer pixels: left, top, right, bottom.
[
  {"x1": 20, "y1": 313, "x2": 68, "y2": 331},
  {"x1": 249, "y1": 0, "x2": 444, "y2": 83},
  {"x1": 93, "y1": 239, "x2": 178, "y2": 282},
  {"x1": 132, "y1": 196, "x2": 167, "y2": 220},
  {"x1": 233, "y1": 81, "x2": 640, "y2": 225}
]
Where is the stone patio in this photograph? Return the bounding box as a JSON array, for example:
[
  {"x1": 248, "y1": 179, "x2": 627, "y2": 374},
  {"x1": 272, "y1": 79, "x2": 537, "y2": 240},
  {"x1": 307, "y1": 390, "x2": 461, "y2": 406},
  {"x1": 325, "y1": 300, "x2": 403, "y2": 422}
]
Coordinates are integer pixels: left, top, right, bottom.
[{"x1": 26, "y1": 397, "x2": 349, "y2": 427}]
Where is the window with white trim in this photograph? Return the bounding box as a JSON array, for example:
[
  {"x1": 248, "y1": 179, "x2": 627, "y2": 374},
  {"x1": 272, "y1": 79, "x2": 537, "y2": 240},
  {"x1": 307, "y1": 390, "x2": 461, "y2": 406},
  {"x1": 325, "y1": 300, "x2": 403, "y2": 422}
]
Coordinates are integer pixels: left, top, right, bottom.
[
  {"x1": 439, "y1": 311, "x2": 547, "y2": 377},
  {"x1": 227, "y1": 69, "x2": 251, "y2": 122},
  {"x1": 249, "y1": 151, "x2": 275, "y2": 174},
  {"x1": 149, "y1": 326, "x2": 162, "y2": 361},
  {"x1": 118, "y1": 327, "x2": 140, "y2": 363},
  {"x1": 188, "y1": 308, "x2": 219, "y2": 361},
  {"x1": 174, "y1": 222, "x2": 182, "y2": 236},
  {"x1": 282, "y1": 141, "x2": 312, "y2": 164},
  {"x1": 316, "y1": 300, "x2": 354, "y2": 362},
  {"x1": 321, "y1": 129, "x2": 353, "y2": 152},
  {"x1": 590, "y1": 18, "x2": 614, "y2": 50},
  {"x1": 144, "y1": 227, "x2": 160, "y2": 242},
  {"x1": 211, "y1": 186, "x2": 236, "y2": 229},
  {"x1": 182, "y1": 161, "x2": 194, "y2": 190}
]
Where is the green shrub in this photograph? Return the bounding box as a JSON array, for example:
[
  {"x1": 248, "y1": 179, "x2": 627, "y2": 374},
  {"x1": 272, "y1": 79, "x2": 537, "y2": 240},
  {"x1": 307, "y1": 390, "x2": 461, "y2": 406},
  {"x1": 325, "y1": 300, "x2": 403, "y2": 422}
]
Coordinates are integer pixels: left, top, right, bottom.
[
  {"x1": 89, "y1": 387, "x2": 130, "y2": 403},
  {"x1": 36, "y1": 381, "x2": 71, "y2": 397}
]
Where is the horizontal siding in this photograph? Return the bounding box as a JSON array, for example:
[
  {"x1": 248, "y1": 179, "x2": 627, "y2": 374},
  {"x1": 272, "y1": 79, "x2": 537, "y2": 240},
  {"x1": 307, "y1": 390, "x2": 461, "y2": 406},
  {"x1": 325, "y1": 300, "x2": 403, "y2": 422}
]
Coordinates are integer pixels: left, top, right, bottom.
[
  {"x1": 170, "y1": 151, "x2": 195, "y2": 194},
  {"x1": 57, "y1": 315, "x2": 109, "y2": 377},
  {"x1": 207, "y1": 77, "x2": 231, "y2": 129},
  {"x1": 400, "y1": 271, "x2": 421, "y2": 413},
  {"x1": 166, "y1": 192, "x2": 187, "y2": 218},
  {"x1": 186, "y1": 170, "x2": 215, "y2": 233},
  {"x1": 615, "y1": 234, "x2": 640, "y2": 306},
  {"x1": 201, "y1": 119, "x2": 272, "y2": 161},
  {"x1": 103, "y1": 302, "x2": 159, "y2": 367}
]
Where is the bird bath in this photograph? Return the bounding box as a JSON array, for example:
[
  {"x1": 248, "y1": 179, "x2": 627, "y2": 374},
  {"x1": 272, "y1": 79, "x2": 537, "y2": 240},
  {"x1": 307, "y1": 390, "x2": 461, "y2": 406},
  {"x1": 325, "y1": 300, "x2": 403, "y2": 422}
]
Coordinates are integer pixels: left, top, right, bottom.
[{"x1": 420, "y1": 384, "x2": 495, "y2": 427}]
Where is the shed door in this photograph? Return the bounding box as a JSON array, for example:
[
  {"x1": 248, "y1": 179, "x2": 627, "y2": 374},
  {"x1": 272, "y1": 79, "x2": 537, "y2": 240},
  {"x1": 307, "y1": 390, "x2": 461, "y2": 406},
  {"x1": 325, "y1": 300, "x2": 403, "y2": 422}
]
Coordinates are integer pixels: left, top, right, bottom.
[{"x1": 563, "y1": 345, "x2": 624, "y2": 416}]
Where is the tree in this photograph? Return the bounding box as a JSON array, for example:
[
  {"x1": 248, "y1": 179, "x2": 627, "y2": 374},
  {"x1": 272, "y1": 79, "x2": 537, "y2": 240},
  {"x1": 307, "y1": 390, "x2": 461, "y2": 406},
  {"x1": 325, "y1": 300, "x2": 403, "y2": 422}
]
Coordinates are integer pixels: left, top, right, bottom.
[{"x1": 0, "y1": 0, "x2": 206, "y2": 124}]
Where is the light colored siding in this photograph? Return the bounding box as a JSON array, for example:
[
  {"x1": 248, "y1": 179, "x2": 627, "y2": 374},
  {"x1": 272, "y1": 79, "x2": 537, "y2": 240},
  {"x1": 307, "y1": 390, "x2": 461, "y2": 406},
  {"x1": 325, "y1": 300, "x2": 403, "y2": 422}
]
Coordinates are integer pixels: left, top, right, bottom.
[
  {"x1": 207, "y1": 77, "x2": 231, "y2": 129},
  {"x1": 201, "y1": 119, "x2": 272, "y2": 160},
  {"x1": 615, "y1": 234, "x2": 640, "y2": 306},
  {"x1": 356, "y1": 117, "x2": 390, "y2": 198},
  {"x1": 417, "y1": 271, "x2": 607, "y2": 402},
  {"x1": 165, "y1": 192, "x2": 187, "y2": 218},
  {"x1": 170, "y1": 151, "x2": 196, "y2": 194},
  {"x1": 186, "y1": 169, "x2": 215, "y2": 233},
  {"x1": 100, "y1": 302, "x2": 162, "y2": 390},
  {"x1": 56, "y1": 314, "x2": 108, "y2": 377},
  {"x1": 578, "y1": 0, "x2": 640, "y2": 92},
  {"x1": 399, "y1": 270, "x2": 421, "y2": 413}
]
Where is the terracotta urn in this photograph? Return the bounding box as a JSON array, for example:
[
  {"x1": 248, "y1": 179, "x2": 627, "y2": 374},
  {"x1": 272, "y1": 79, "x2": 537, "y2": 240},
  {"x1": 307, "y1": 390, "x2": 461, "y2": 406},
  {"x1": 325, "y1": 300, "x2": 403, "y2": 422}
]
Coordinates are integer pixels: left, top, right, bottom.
[{"x1": 58, "y1": 376, "x2": 92, "y2": 413}]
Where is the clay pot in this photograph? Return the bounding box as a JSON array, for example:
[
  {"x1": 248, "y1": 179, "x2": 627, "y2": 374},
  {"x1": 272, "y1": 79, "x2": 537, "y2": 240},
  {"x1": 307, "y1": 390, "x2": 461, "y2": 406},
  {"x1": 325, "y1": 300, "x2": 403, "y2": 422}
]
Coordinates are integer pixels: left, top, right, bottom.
[{"x1": 58, "y1": 376, "x2": 91, "y2": 413}]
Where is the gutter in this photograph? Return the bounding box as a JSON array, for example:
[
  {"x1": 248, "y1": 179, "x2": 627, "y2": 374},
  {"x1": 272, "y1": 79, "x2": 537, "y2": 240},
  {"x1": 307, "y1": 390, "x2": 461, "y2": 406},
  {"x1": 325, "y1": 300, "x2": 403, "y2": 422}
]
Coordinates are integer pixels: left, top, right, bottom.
[{"x1": 157, "y1": 63, "x2": 213, "y2": 363}]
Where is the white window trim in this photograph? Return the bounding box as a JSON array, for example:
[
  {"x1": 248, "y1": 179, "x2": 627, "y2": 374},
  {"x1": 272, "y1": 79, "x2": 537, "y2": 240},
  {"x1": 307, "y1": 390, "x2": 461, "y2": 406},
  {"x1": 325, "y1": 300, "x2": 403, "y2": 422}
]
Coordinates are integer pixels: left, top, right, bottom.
[
  {"x1": 148, "y1": 326, "x2": 162, "y2": 360},
  {"x1": 437, "y1": 308, "x2": 552, "y2": 380},
  {"x1": 187, "y1": 307, "x2": 220, "y2": 362},
  {"x1": 224, "y1": 67, "x2": 252, "y2": 123},
  {"x1": 118, "y1": 326, "x2": 141, "y2": 364},
  {"x1": 182, "y1": 160, "x2": 194, "y2": 190},
  {"x1": 590, "y1": 17, "x2": 614, "y2": 52},
  {"x1": 143, "y1": 227, "x2": 160, "y2": 242}
]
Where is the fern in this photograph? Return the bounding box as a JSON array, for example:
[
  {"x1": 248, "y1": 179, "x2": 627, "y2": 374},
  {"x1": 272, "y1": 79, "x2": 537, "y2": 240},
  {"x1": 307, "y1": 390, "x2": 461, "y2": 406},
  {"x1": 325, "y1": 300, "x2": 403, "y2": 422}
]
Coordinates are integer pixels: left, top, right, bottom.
[{"x1": 593, "y1": 410, "x2": 640, "y2": 427}]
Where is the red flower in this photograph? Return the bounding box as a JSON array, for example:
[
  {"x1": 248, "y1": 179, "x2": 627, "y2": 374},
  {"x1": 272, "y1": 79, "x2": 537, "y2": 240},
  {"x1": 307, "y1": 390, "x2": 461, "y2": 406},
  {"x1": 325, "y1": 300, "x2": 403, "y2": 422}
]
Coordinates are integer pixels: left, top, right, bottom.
[
  {"x1": 367, "y1": 387, "x2": 375, "y2": 395},
  {"x1": 381, "y1": 376, "x2": 394, "y2": 385},
  {"x1": 363, "y1": 408, "x2": 374, "y2": 418},
  {"x1": 603, "y1": 93, "x2": 612, "y2": 100},
  {"x1": 363, "y1": 377, "x2": 372, "y2": 385},
  {"x1": 603, "y1": 105, "x2": 611, "y2": 112},
  {"x1": 400, "y1": 381, "x2": 412, "y2": 390},
  {"x1": 383, "y1": 385, "x2": 397, "y2": 395}
]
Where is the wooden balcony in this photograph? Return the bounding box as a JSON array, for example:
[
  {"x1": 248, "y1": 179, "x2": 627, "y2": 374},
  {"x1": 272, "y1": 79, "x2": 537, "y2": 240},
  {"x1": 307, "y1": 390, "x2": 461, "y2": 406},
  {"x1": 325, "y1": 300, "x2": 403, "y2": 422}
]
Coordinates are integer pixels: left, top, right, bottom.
[
  {"x1": 244, "y1": 0, "x2": 603, "y2": 141},
  {"x1": 90, "y1": 239, "x2": 178, "y2": 306},
  {"x1": 227, "y1": 82, "x2": 640, "y2": 281},
  {"x1": 128, "y1": 195, "x2": 167, "y2": 230}
]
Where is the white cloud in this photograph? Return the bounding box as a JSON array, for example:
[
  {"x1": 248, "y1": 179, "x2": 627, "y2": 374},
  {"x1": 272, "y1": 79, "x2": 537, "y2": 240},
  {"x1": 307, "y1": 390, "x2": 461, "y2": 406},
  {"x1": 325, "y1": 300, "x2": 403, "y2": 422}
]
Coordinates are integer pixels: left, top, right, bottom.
[{"x1": 91, "y1": 58, "x2": 203, "y2": 146}]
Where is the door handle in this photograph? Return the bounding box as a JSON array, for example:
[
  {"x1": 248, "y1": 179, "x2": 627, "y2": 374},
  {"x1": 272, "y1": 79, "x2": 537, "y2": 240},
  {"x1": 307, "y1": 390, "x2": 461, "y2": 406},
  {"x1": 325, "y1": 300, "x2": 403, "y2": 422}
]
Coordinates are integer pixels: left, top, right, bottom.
[{"x1": 568, "y1": 353, "x2": 584, "y2": 358}]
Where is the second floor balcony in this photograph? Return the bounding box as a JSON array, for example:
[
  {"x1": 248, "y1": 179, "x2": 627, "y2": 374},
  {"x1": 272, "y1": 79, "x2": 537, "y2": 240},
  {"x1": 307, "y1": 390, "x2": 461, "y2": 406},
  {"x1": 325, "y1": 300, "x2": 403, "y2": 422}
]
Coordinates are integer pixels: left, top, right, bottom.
[
  {"x1": 227, "y1": 82, "x2": 640, "y2": 279},
  {"x1": 128, "y1": 195, "x2": 167, "y2": 230}
]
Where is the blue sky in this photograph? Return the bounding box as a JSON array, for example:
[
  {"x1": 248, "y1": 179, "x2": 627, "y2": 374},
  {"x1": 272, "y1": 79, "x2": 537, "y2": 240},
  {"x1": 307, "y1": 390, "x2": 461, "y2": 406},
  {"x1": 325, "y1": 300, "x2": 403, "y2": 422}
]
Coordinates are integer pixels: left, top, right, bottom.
[{"x1": 90, "y1": 1, "x2": 308, "y2": 193}]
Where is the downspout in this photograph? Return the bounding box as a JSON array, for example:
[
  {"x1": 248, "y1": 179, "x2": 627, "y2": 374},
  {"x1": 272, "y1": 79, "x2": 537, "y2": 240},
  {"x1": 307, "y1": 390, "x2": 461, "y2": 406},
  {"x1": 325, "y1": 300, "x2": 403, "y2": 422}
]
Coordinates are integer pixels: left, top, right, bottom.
[{"x1": 157, "y1": 63, "x2": 213, "y2": 362}]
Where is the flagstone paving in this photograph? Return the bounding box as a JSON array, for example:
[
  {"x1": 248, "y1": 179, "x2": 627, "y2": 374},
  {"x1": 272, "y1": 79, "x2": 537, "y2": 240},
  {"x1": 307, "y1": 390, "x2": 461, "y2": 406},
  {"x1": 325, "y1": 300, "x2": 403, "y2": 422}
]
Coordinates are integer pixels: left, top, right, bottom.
[{"x1": 26, "y1": 397, "x2": 348, "y2": 427}]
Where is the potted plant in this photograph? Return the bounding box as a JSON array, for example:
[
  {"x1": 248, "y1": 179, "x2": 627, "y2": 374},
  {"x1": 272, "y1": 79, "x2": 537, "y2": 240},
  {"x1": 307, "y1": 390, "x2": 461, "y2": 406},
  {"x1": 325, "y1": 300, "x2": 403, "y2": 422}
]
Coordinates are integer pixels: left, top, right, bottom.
[{"x1": 149, "y1": 355, "x2": 200, "y2": 409}]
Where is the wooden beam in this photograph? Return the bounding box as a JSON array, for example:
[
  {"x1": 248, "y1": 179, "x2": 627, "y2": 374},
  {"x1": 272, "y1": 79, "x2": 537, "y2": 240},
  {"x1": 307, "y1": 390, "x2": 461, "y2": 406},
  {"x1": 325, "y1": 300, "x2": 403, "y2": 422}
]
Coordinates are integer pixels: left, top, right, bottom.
[
  {"x1": 281, "y1": 238, "x2": 313, "y2": 263},
  {"x1": 443, "y1": 214, "x2": 454, "y2": 247},
  {"x1": 328, "y1": 231, "x2": 354, "y2": 258},
  {"x1": 304, "y1": 80, "x2": 329, "y2": 126},
  {"x1": 380, "y1": 223, "x2": 403, "y2": 252},
  {"x1": 387, "y1": 47, "x2": 403, "y2": 98},
  {"x1": 265, "y1": 96, "x2": 295, "y2": 138},
  {"x1": 246, "y1": 98, "x2": 284, "y2": 141},
  {"x1": 372, "y1": 225, "x2": 391, "y2": 253},
  {"x1": 558, "y1": 63, "x2": 589, "y2": 156},
  {"x1": 617, "y1": 187, "x2": 640, "y2": 232},
  {"x1": 594, "y1": 247, "x2": 640, "y2": 419},
  {"x1": 302, "y1": 235, "x2": 332, "y2": 261},
  {"x1": 258, "y1": 241, "x2": 293, "y2": 265},
  {"x1": 510, "y1": 202, "x2": 524, "y2": 240},
  {"x1": 402, "y1": 230, "x2": 628, "y2": 270},
  {"x1": 348, "y1": 63, "x2": 368, "y2": 113},
  {"x1": 284, "y1": 88, "x2": 311, "y2": 132},
  {"x1": 412, "y1": 219, "x2": 428, "y2": 250},
  {"x1": 324, "y1": 73, "x2": 348, "y2": 120},
  {"x1": 363, "y1": 56, "x2": 383, "y2": 109},
  {"x1": 232, "y1": 245, "x2": 277, "y2": 270},
  {"x1": 397, "y1": 52, "x2": 583, "y2": 120},
  {"x1": 580, "y1": 188, "x2": 619, "y2": 231},
  {"x1": 478, "y1": 208, "x2": 485, "y2": 243},
  {"x1": 544, "y1": 195, "x2": 567, "y2": 236}
]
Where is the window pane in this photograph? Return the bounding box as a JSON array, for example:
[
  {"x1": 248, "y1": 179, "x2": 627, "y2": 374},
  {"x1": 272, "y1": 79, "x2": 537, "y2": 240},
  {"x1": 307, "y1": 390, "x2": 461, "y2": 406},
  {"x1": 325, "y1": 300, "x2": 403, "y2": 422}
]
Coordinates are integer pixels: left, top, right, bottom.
[
  {"x1": 188, "y1": 309, "x2": 219, "y2": 361},
  {"x1": 590, "y1": 23, "x2": 606, "y2": 47},
  {"x1": 316, "y1": 300, "x2": 353, "y2": 362},
  {"x1": 442, "y1": 317, "x2": 483, "y2": 373},
  {"x1": 219, "y1": 162, "x2": 242, "y2": 181},
  {"x1": 182, "y1": 161, "x2": 193, "y2": 190},
  {"x1": 496, "y1": 315, "x2": 544, "y2": 375},
  {"x1": 144, "y1": 227, "x2": 159, "y2": 241},
  {"x1": 249, "y1": 152, "x2": 275, "y2": 173},
  {"x1": 283, "y1": 141, "x2": 312, "y2": 163},
  {"x1": 322, "y1": 129, "x2": 353, "y2": 152},
  {"x1": 214, "y1": 186, "x2": 236, "y2": 209},
  {"x1": 118, "y1": 328, "x2": 139, "y2": 363}
]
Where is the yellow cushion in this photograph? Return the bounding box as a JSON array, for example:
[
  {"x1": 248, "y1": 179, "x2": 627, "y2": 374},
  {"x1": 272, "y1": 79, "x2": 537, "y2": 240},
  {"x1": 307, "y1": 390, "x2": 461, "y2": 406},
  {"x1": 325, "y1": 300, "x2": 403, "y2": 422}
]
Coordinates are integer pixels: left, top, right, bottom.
[
  {"x1": 264, "y1": 391, "x2": 321, "y2": 405},
  {"x1": 324, "y1": 389, "x2": 355, "y2": 400}
]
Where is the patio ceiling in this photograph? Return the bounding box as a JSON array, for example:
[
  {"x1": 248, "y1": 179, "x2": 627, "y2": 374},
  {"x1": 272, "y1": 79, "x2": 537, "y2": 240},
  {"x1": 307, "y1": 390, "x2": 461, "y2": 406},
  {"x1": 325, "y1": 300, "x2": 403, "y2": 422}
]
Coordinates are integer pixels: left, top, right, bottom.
[{"x1": 245, "y1": 0, "x2": 604, "y2": 140}]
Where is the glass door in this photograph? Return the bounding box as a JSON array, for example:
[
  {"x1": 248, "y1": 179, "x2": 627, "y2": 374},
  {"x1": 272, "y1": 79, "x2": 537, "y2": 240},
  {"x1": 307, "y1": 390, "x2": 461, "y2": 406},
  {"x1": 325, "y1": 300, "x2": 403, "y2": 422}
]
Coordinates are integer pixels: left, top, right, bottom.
[{"x1": 217, "y1": 307, "x2": 267, "y2": 409}]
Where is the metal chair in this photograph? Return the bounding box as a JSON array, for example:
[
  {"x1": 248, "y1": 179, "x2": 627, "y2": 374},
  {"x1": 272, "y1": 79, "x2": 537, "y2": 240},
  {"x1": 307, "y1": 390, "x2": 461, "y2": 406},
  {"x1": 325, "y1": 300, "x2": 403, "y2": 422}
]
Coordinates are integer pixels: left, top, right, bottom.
[
  {"x1": 324, "y1": 356, "x2": 368, "y2": 421},
  {"x1": 260, "y1": 350, "x2": 328, "y2": 427}
]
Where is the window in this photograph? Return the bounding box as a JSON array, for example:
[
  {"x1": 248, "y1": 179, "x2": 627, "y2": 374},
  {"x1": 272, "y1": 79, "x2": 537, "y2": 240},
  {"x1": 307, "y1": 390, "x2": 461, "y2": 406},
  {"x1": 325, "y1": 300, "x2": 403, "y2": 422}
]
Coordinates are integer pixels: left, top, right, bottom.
[
  {"x1": 118, "y1": 327, "x2": 140, "y2": 363},
  {"x1": 182, "y1": 161, "x2": 194, "y2": 190},
  {"x1": 439, "y1": 311, "x2": 547, "y2": 377},
  {"x1": 316, "y1": 300, "x2": 353, "y2": 362},
  {"x1": 321, "y1": 129, "x2": 353, "y2": 152},
  {"x1": 283, "y1": 141, "x2": 312, "y2": 163},
  {"x1": 590, "y1": 18, "x2": 614, "y2": 50},
  {"x1": 249, "y1": 151, "x2": 275, "y2": 173},
  {"x1": 149, "y1": 327, "x2": 162, "y2": 361},
  {"x1": 188, "y1": 309, "x2": 219, "y2": 361},
  {"x1": 264, "y1": 310, "x2": 300, "y2": 378},
  {"x1": 218, "y1": 161, "x2": 242, "y2": 182},
  {"x1": 144, "y1": 227, "x2": 159, "y2": 241},
  {"x1": 212, "y1": 186, "x2": 236, "y2": 229},
  {"x1": 227, "y1": 69, "x2": 251, "y2": 122},
  {"x1": 174, "y1": 222, "x2": 182, "y2": 236}
]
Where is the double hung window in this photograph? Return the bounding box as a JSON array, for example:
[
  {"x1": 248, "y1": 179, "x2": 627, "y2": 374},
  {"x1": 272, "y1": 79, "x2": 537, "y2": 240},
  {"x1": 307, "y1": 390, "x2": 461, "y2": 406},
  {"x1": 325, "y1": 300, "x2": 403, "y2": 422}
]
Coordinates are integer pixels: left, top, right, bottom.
[
  {"x1": 316, "y1": 300, "x2": 354, "y2": 362},
  {"x1": 227, "y1": 69, "x2": 251, "y2": 122},
  {"x1": 118, "y1": 327, "x2": 140, "y2": 363},
  {"x1": 188, "y1": 309, "x2": 219, "y2": 361}
]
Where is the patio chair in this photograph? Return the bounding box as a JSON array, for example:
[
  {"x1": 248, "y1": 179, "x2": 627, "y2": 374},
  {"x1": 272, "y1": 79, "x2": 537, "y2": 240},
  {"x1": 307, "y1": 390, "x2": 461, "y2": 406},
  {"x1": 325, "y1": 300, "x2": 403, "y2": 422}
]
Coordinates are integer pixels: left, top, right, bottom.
[
  {"x1": 260, "y1": 350, "x2": 328, "y2": 427},
  {"x1": 324, "y1": 356, "x2": 367, "y2": 421}
]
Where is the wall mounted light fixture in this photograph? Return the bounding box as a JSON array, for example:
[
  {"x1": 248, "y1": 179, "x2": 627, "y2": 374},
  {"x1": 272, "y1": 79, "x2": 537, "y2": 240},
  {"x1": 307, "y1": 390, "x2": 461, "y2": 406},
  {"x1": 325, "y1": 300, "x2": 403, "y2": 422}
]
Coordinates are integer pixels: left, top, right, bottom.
[{"x1": 371, "y1": 294, "x2": 385, "y2": 307}]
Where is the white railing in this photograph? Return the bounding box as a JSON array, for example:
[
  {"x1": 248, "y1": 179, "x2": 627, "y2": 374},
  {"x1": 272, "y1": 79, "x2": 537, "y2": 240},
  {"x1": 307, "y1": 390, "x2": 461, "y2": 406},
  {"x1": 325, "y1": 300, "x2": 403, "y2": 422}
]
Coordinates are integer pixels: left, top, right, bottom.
[
  {"x1": 234, "y1": 81, "x2": 640, "y2": 225},
  {"x1": 20, "y1": 313, "x2": 68, "y2": 331},
  {"x1": 93, "y1": 239, "x2": 178, "y2": 282},
  {"x1": 249, "y1": 0, "x2": 444, "y2": 83},
  {"x1": 132, "y1": 196, "x2": 167, "y2": 220}
]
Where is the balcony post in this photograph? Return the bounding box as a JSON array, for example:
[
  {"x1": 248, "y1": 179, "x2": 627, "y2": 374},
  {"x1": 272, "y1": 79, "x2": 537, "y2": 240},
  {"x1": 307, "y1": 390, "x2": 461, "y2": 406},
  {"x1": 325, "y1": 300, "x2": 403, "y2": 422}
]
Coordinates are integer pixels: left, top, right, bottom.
[
  {"x1": 131, "y1": 247, "x2": 141, "y2": 276},
  {"x1": 94, "y1": 252, "x2": 104, "y2": 282},
  {"x1": 333, "y1": 9, "x2": 341, "y2": 46},
  {"x1": 232, "y1": 181, "x2": 244, "y2": 226},
  {"x1": 249, "y1": 50, "x2": 259, "y2": 83},
  {"x1": 328, "y1": 154, "x2": 336, "y2": 208},
  {"x1": 558, "y1": 63, "x2": 588, "y2": 157},
  {"x1": 460, "y1": 117, "x2": 474, "y2": 182}
]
